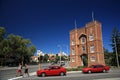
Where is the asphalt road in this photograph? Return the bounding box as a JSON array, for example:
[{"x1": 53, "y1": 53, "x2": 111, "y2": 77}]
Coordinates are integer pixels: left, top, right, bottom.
[
  {"x1": 0, "y1": 63, "x2": 120, "y2": 80},
  {"x1": 22, "y1": 69, "x2": 120, "y2": 80},
  {"x1": 0, "y1": 63, "x2": 50, "y2": 80}
]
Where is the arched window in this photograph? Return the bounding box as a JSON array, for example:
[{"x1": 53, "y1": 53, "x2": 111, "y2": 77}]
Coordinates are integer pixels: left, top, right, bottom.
[
  {"x1": 81, "y1": 37, "x2": 85, "y2": 44},
  {"x1": 82, "y1": 46, "x2": 85, "y2": 52}
]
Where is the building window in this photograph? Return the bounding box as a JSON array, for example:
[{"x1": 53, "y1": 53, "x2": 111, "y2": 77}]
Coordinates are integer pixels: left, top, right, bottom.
[
  {"x1": 82, "y1": 46, "x2": 85, "y2": 52},
  {"x1": 81, "y1": 37, "x2": 85, "y2": 44},
  {"x1": 72, "y1": 49, "x2": 75, "y2": 55},
  {"x1": 90, "y1": 56, "x2": 95, "y2": 62},
  {"x1": 71, "y1": 40, "x2": 75, "y2": 45},
  {"x1": 89, "y1": 34, "x2": 94, "y2": 41},
  {"x1": 90, "y1": 45, "x2": 94, "y2": 53},
  {"x1": 72, "y1": 57, "x2": 75, "y2": 62}
]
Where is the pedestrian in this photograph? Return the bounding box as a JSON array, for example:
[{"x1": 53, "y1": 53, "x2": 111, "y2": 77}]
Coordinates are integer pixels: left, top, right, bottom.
[
  {"x1": 16, "y1": 63, "x2": 23, "y2": 77},
  {"x1": 23, "y1": 63, "x2": 29, "y2": 77}
]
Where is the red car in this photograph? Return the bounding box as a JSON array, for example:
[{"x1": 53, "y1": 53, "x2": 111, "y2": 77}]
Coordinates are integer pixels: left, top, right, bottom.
[
  {"x1": 82, "y1": 64, "x2": 110, "y2": 73},
  {"x1": 37, "y1": 66, "x2": 66, "y2": 77}
]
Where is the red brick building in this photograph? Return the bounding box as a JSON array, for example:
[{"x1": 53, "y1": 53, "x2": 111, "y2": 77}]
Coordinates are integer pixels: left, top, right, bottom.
[{"x1": 70, "y1": 20, "x2": 105, "y2": 67}]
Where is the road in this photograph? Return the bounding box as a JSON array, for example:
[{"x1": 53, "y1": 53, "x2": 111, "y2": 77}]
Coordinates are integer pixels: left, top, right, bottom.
[
  {"x1": 0, "y1": 63, "x2": 50, "y2": 80},
  {"x1": 22, "y1": 69, "x2": 120, "y2": 80},
  {"x1": 0, "y1": 63, "x2": 120, "y2": 80}
]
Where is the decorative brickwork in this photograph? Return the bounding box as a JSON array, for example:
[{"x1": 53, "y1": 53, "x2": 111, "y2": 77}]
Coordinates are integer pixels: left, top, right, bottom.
[{"x1": 70, "y1": 20, "x2": 105, "y2": 67}]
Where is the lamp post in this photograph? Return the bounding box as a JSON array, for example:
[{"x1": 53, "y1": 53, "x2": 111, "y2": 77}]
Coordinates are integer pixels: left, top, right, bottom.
[
  {"x1": 63, "y1": 44, "x2": 69, "y2": 65},
  {"x1": 37, "y1": 50, "x2": 41, "y2": 70},
  {"x1": 58, "y1": 45, "x2": 62, "y2": 66},
  {"x1": 114, "y1": 37, "x2": 119, "y2": 68}
]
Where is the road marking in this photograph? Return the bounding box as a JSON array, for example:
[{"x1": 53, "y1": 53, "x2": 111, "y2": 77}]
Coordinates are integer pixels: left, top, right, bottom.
[
  {"x1": 94, "y1": 78, "x2": 120, "y2": 80},
  {"x1": 8, "y1": 72, "x2": 36, "y2": 80},
  {"x1": 8, "y1": 76, "x2": 22, "y2": 80}
]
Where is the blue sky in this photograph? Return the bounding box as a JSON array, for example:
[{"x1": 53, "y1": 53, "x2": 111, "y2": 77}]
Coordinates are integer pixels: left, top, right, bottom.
[{"x1": 0, "y1": 0, "x2": 120, "y2": 55}]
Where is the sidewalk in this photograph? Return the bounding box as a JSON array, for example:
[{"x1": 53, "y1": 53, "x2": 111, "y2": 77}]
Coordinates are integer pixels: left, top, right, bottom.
[{"x1": 0, "y1": 66, "x2": 17, "y2": 70}]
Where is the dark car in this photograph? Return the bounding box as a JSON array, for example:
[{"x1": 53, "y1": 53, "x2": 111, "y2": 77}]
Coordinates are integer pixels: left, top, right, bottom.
[
  {"x1": 82, "y1": 64, "x2": 110, "y2": 74},
  {"x1": 37, "y1": 65, "x2": 66, "y2": 77}
]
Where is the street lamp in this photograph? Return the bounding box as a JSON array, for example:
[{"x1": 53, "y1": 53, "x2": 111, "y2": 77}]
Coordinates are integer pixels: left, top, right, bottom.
[
  {"x1": 63, "y1": 44, "x2": 69, "y2": 65},
  {"x1": 58, "y1": 45, "x2": 62, "y2": 66},
  {"x1": 37, "y1": 50, "x2": 41, "y2": 70}
]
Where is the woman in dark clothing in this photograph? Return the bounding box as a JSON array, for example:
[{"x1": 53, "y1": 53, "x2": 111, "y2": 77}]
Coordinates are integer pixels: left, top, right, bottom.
[{"x1": 23, "y1": 63, "x2": 29, "y2": 77}]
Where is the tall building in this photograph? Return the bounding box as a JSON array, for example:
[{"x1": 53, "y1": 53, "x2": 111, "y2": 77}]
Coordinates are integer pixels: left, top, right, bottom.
[{"x1": 70, "y1": 20, "x2": 105, "y2": 67}]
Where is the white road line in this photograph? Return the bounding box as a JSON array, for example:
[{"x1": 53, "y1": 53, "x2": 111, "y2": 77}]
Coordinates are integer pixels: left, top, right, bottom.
[
  {"x1": 8, "y1": 76, "x2": 22, "y2": 80},
  {"x1": 94, "y1": 78, "x2": 120, "y2": 80},
  {"x1": 8, "y1": 72, "x2": 36, "y2": 80}
]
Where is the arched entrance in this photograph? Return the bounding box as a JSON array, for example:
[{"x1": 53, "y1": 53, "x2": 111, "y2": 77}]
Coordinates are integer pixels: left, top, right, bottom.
[
  {"x1": 80, "y1": 54, "x2": 88, "y2": 66},
  {"x1": 79, "y1": 34, "x2": 88, "y2": 66}
]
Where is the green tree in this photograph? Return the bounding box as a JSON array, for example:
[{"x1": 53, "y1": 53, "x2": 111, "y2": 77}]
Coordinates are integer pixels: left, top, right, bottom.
[
  {"x1": 0, "y1": 27, "x2": 6, "y2": 42},
  {"x1": 0, "y1": 27, "x2": 36, "y2": 66},
  {"x1": 104, "y1": 48, "x2": 113, "y2": 66},
  {"x1": 110, "y1": 27, "x2": 120, "y2": 66},
  {"x1": 43, "y1": 54, "x2": 49, "y2": 62},
  {"x1": 0, "y1": 27, "x2": 7, "y2": 66},
  {"x1": 7, "y1": 34, "x2": 36, "y2": 65},
  {"x1": 0, "y1": 27, "x2": 6, "y2": 55},
  {"x1": 55, "y1": 54, "x2": 59, "y2": 62}
]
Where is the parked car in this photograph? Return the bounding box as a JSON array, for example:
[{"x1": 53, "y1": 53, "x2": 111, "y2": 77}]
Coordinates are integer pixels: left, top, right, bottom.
[
  {"x1": 37, "y1": 65, "x2": 66, "y2": 77},
  {"x1": 82, "y1": 64, "x2": 110, "y2": 74},
  {"x1": 57, "y1": 61, "x2": 65, "y2": 66}
]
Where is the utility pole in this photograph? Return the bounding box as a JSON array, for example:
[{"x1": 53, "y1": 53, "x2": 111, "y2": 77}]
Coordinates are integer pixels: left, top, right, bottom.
[
  {"x1": 63, "y1": 44, "x2": 69, "y2": 65},
  {"x1": 58, "y1": 45, "x2": 62, "y2": 66},
  {"x1": 37, "y1": 50, "x2": 41, "y2": 70},
  {"x1": 114, "y1": 37, "x2": 120, "y2": 68}
]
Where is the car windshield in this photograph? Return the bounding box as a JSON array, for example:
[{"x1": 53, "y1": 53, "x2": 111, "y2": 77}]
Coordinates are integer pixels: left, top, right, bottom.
[
  {"x1": 49, "y1": 66, "x2": 61, "y2": 69},
  {"x1": 89, "y1": 65, "x2": 95, "y2": 68}
]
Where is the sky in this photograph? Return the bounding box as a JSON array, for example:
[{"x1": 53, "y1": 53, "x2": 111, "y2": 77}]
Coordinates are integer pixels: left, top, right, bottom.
[{"x1": 0, "y1": 0, "x2": 120, "y2": 55}]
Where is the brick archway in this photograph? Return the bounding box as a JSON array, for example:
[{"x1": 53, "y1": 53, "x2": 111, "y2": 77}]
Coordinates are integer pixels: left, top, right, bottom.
[{"x1": 80, "y1": 54, "x2": 88, "y2": 66}]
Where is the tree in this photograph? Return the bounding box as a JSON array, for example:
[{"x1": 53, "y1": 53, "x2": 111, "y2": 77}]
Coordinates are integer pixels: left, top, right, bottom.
[
  {"x1": 0, "y1": 27, "x2": 7, "y2": 66},
  {"x1": 0, "y1": 27, "x2": 6, "y2": 55},
  {"x1": 104, "y1": 48, "x2": 113, "y2": 66},
  {"x1": 55, "y1": 54, "x2": 59, "y2": 62},
  {"x1": 110, "y1": 27, "x2": 120, "y2": 66},
  {"x1": 0, "y1": 27, "x2": 6, "y2": 42},
  {"x1": 0, "y1": 27, "x2": 36, "y2": 66},
  {"x1": 7, "y1": 34, "x2": 36, "y2": 65},
  {"x1": 43, "y1": 54, "x2": 49, "y2": 62}
]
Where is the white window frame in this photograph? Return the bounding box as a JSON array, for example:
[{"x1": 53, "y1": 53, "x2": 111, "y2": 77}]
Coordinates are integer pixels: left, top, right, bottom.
[
  {"x1": 82, "y1": 46, "x2": 85, "y2": 52},
  {"x1": 90, "y1": 45, "x2": 94, "y2": 53},
  {"x1": 71, "y1": 40, "x2": 75, "y2": 45},
  {"x1": 81, "y1": 37, "x2": 85, "y2": 44},
  {"x1": 72, "y1": 57, "x2": 75, "y2": 62},
  {"x1": 72, "y1": 49, "x2": 75, "y2": 55},
  {"x1": 89, "y1": 34, "x2": 94, "y2": 41},
  {"x1": 90, "y1": 56, "x2": 96, "y2": 62}
]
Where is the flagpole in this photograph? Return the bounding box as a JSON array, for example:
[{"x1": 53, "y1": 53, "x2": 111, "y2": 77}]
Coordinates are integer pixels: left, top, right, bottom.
[
  {"x1": 75, "y1": 19, "x2": 77, "y2": 29},
  {"x1": 92, "y1": 11, "x2": 94, "y2": 21}
]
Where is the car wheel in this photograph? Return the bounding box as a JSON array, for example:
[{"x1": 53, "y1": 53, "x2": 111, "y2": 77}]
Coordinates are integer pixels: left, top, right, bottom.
[
  {"x1": 88, "y1": 70, "x2": 91, "y2": 74},
  {"x1": 60, "y1": 72, "x2": 64, "y2": 76},
  {"x1": 103, "y1": 69, "x2": 106, "y2": 73},
  {"x1": 41, "y1": 73, "x2": 46, "y2": 77}
]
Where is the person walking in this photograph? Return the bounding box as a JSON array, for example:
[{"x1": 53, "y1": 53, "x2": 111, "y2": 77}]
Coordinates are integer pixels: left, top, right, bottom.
[
  {"x1": 23, "y1": 63, "x2": 29, "y2": 77},
  {"x1": 16, "y1": 63, "x2": 22, "y2": 77}
]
